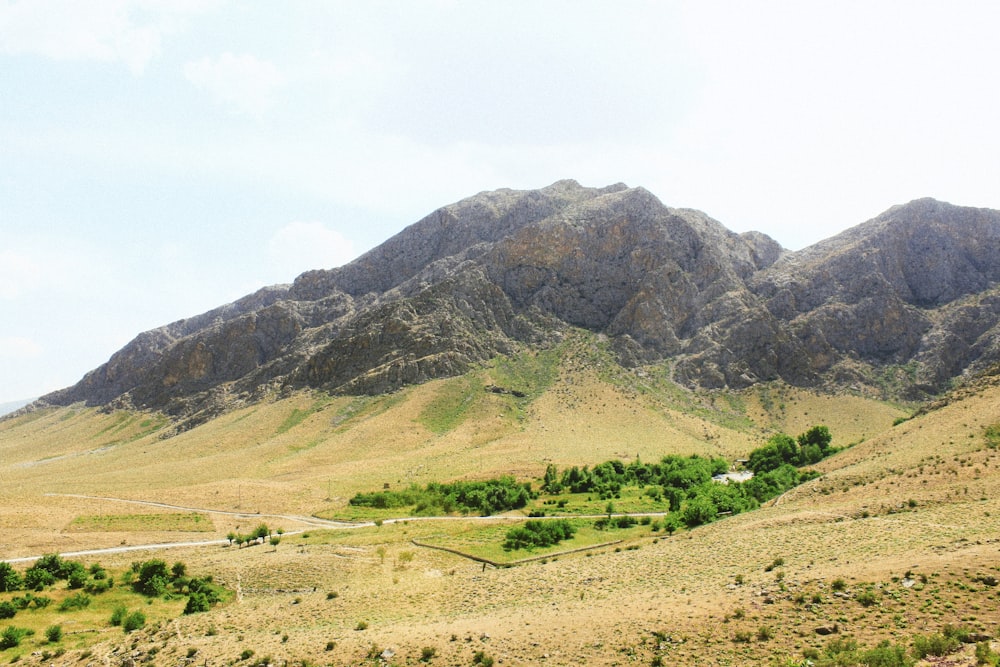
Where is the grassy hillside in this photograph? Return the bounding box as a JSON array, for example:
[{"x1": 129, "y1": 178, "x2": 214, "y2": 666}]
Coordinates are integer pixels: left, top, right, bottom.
[{"x1": 9, "y1": 345, "x2": 999, "y2": 665}]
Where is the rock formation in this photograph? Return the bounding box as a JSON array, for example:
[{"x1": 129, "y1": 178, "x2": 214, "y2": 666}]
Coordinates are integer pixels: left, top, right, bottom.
[{"x1": 37, "y1": 181, "x2": 1000, "y2": 422}]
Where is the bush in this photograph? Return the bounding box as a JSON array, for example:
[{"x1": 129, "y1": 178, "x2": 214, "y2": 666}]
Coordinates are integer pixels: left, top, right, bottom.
[
  {"x1": 184, "y1": 592, "x2": 212, "y2": 615},
  {"x1": 44, "y1": 625, "x2": 62, "y2": 643},
  {"x1": 856, "y1": 589, "x2": 879, "y2": 607},
  {"x1": 122, "y1": 611, "x2": 146, "y2": 633},
  {"x1": 0, "y1": 602, "x2": 16, "y2": 619},
  {"x1": 976, "y1": 641, "x2": 999, "y2": 665},
  {"x1": 0, "y1": 626, "x2": 31, "y2": 649},
  {"x1": 503, "y1": 520, "x2": 576, "y2": 551},
  {"x1": 912, "y1": 632, "x2": 960, "y2": 659},
  {"x1": 110, "y1": 605, "x2": 127, "y2": 626},
  {"x1": 58, "y1": 592, "x2": 91, "y2": 611},
  {"x1": 860, "y1": 640, "x2": 913, "y2": 667},
  {"x1": 132, "y1": 560, "x2": 170, "y2": 597},
  {"x1": 420, "y1": 646, "x2": 437, "y2": 662},
  {"x1": 24, "y1": 567, "x2": 55, "y2": 590},
  {"x1": 0, "y1": 563, "x2": 23, "y2": 592}
]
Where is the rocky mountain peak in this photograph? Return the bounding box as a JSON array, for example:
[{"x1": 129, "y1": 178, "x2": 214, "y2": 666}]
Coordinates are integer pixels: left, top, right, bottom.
[{"x1": 32, "y1": 183, "x2": 1000, "y2": 423}]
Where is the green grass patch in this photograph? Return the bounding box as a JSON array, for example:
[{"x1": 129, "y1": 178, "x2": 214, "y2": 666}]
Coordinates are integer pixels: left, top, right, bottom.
[
  {"x1": 0, "y1": 566, "x2": 203, "y2": 658},
  {"x1": 67, "y1": 512, "x2": 213, "y2": 532},
  {"x1": 985, "y1": 423, "x2": 1000, "y2": 449},
  {"x1": 418, "y1": 375, "x2": 485, "y2": 434},
  {"x1": 420, "y1": 519, "x2": 640, "y2": 564},
  {"x1": 490, "y1": 346, "x2": 562, "y2": 401},
  {"x1": 276, "y1": 396, "x2": 333, "y2": 435}
]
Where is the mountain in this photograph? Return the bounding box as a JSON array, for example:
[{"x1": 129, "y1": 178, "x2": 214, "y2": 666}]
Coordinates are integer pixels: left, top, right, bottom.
[
  {"x1": 34, "y1": 181, "x2": 1000, "y2": 425},
  {"x1": 0, "y1": 398, "x2": 34, "y2": 417}
]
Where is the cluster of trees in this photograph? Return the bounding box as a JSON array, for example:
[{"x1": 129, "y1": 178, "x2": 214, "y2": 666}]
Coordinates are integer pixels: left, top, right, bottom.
[
  {"x1": 747, "y1": 425, "x2": 834, "y2": 473},
  {"x1": 0, "y1": 554, "x2": 109, "y2": 595},
  {"x1": 350, "y1": 476, "x2": 533, "y2": 516},
  {"x1": 226, "y1": 524, "x2": 282, "y2": 548},
  {"x1": 538, "y1": 427, "x2": 831, "y2": 530},
  {"x1": 503, "y1": 519, "x2": 576, "y2": 551},
  {"x1": 0, "y1": 554, "x2": 221, "y2": 635},
  {"x1": 542, "y1": 454, "x2": 729, "y2": 501},
  {"x1": 124, "y1": 558, "x2": 223, "y2": 614}
]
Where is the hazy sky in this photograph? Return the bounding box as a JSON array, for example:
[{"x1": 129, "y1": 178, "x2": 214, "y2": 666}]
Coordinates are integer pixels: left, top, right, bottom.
[{"x1": 2, "y1": 1, "x2": 1000, "y2": 404}]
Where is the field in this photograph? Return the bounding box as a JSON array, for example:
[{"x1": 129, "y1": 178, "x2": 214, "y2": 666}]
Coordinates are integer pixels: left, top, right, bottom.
[{"x1": 2, "y1": 340, "x2": 999, "y2": 665}]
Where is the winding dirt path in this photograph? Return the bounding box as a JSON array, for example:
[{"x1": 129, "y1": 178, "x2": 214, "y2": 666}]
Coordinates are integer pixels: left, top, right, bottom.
[{"x1": 3, "y1": 494, "x2": 671, "y2": 564}]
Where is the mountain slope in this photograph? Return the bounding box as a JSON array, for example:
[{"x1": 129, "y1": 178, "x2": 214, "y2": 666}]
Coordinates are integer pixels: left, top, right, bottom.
[{"x1": 34, "y1": 182, "x2": 1000, "y2": 422}]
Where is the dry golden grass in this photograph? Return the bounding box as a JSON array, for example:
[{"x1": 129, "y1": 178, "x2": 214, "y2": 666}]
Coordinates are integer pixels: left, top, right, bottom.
[{"x1": 6, "y1": 353, "x2": 999, "y2": 666}]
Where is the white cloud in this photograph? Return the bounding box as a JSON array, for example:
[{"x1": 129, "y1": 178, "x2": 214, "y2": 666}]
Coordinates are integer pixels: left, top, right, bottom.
[
  {"x1": 267, "y1": 222, "x2": 357, "y2": 279},
  {"x1": 0, "y1": 0, "x2": 214, "y2": 74},
  {"x1": 184, "y1": 52, "x2": 284, "y2": 116},
  {"x1": 0, "y1": 336, "x2": 43, "y2": 359}
]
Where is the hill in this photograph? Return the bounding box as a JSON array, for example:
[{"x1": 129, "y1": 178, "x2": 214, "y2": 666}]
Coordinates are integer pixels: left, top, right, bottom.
[{"x1": 1, "y1": 354, "x2": 999, "y2": 665}]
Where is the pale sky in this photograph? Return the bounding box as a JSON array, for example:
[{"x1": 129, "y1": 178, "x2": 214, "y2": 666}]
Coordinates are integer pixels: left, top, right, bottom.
[{"x1": 2, "y1": 1, "x2": 1000, "y2": 404}]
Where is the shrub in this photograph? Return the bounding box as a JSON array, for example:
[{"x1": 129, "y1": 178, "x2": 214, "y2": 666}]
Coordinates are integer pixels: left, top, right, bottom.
[
  {"x1": 681, "y1": 496, "x2": 718, "y2": 527},
  {"x1": 0, "y1": 563, "x2": 23, "y2": 592},
  {"x1": 31, "y1": 554, "x2": 66, "y2": 578},
  {"x1": 756, "y1": 626, "x2": 774, "y2": 641},
  {"x1": 24, "y1": 567, "x2": 55, "y2": 590},
  {"x1": 0, "y1": 626, "x2": 30, "y2": 649},
  {"x1": 472, "y1": 651, "x2": 494, "y2": 666},
  {"x1": 44, "y1": 625, "x2": 62, "y2": 643},
  {"x1": 420, "y1": 646, "x2": 437, "y2": 662},
  {"x1": 0, "y1": 602, "x2": 16, "y2": 619},
  {"x1": 912, "y1": 632, "x2": 959, "y2": 659},
  {"x1": 132, "y1": 559, "x2": 170, "y2": 596},
  {"x1": 503, "y1": 519, "x2": 576, "y2": 551},
  {"x1": 856, "y1": 590, "x2": 879, "y2": 607},
  {"x1": 860, "y1": 640, "x2": 913, "y2": 667},
  {"x1": 976, "y1": 641, "x2": 999, "y2": 665},
  {"x1": 184, "y1": 592, "x2": 211, "y2": 615},
  {"x1": 110, "y1": 605, "x2": 127, "y2": 626},
  {"x1": 355, "y1": 621, "x2": 368, "y2": 631},
  {"x1": 67, "y1": 568, "x2": 88, "y2": 590},
  {"x1": 831, "y1": 578, "x2": 847, "y2": 591},
  {"x1": 58, "y1": 592, "x2": 91, "y2": 611},
  {"x1": 122, "y1": 611, "x2": 146, "y2": 633}
]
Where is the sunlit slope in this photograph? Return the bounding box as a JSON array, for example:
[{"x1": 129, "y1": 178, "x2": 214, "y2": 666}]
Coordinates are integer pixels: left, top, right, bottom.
[
  {"x1": 0, "y1": 337, "x2": 906, "y2": 558},
  {"x1": 40, "y1": 379, "x2": 998, "y2": 667}
]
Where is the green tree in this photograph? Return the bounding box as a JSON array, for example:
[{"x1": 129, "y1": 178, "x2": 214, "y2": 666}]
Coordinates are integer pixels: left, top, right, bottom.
[
  {"x1": 24, "y1": 567, "x2": 55, "y2": 590},
  {"x1": 133, "y1": 560, "x2": 169, "y2": 596},
  {"x1": 122, "y1": 610, "x2": 146, "y2": 633},
  {"x1": 184, "y1": 592, "x2": 211, "y2": 615},
  {"x1": 0, "y1": 563, "x2": 23, "y2": 592},
  {"x1": 681, "y1": 496, "x2": 717, "y2": 528},
  {"x1": 0, "y1": 601, "x2": 17, "y2": 619},
  {"x1": 542, "y1": 463, "x2": 562, "y2": 494}
]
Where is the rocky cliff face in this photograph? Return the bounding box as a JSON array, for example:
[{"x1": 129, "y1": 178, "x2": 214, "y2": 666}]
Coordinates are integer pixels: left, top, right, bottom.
[{"x1": 38, "y1": 181, "x2": 1000, "y2": 422}]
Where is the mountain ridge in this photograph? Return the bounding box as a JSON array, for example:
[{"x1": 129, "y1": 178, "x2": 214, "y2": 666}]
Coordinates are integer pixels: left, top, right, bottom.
[{"x1": 33, "y1": 181, "x2": 1000, "y2": 424}]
